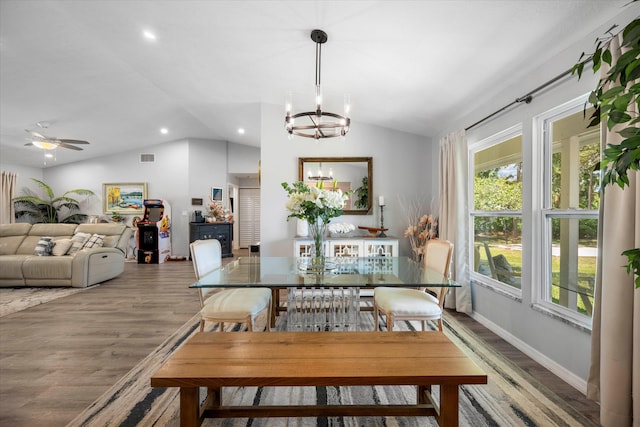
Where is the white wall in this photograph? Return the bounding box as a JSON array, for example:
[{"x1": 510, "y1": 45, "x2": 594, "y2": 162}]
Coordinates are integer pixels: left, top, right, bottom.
[
  {"x1": 228, "y1": 142, "x2": 260, "y2": 174},
  {"x1": 0, "y1": 163, "x2": 44, "y2": 194},
  {"x1": 430, "y1": 8, "x2": 636, "y2": 391},
  {"x1": 259, "y1": 103, "x2": 433, "y2": 256}
]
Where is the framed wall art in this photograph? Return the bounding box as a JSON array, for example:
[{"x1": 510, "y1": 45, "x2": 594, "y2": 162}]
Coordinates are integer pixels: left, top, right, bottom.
[
  {"x1": 103, "y1": 182, "x2": 147, "y2": 215},
  {"x1": 211, "y1": 187, "x2": 223, "y2": 203}
]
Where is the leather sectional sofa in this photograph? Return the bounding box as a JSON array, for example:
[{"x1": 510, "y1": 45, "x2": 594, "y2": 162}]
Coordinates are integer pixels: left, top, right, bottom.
[{"x1": 0, "y1": 222, "x2": 131, "y2": 288}]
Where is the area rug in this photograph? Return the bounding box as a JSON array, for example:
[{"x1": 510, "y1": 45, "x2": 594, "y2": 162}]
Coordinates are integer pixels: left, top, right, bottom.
[
  {"x1": 0, "y1": 286, "x2": 95, "y2": 318},
  {"x1": 68, "y1": 311, "x2": 598, "y2": 427}
]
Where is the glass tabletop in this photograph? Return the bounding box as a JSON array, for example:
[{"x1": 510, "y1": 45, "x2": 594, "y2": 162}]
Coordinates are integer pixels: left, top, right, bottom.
[{"x1": 190, "y1": 256, "x2": 461, "y2": 289}]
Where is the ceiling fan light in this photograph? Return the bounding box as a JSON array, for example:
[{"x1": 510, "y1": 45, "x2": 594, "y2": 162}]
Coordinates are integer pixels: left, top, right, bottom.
[{"x1": 32, "y1": 140, "x2": 59, "y2": 150}]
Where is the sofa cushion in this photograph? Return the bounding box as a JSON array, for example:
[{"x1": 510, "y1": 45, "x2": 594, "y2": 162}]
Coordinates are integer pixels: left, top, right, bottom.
[
  {"x1": 102, "y1": 235, "x2": 120, "y2": 248},
  {"x1": 76, "y1": 224, "x2": 127, "y2": 250},
  {"x1": 17, "y1": 223, "x2": 77, "y2": 254},
  {"x1": 0, "y1": 235, "x2": 27, "y2": 255},
  {"x1": 29, "y1": 223, "x2": 78, "y2": 237},
  {"x1": 68, "y1": 232, "x2": 92, "y2": 255},
  {"x1": 0, "y1": 255, "x2": 31, "y2": 279},
  {"x1": 0, "y1": 223, "x2": 32, "y2": 237},
  {"x1": 34, "y1": 237, "x2": 55, "y2": 256},
  {"x1": 0, "y1": 223, "x2": 31, "y2": 255},
  {"x1": 51, "y1": 238, "x2": 73, "y2": 256},
  {"x1": 83, "y1": 233, "x2": 105, "y2": 249},
  {"x1": 22, "y1": 256, "x2": 73, "y2": 280}
]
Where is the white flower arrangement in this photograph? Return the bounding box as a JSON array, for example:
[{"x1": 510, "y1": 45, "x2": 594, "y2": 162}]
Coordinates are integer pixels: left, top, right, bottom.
[
  {"x1": 282, "y1": 181, "x2": 349, "y2": 225},
  {"x1": 328, "y1": 223, "x2": 356, "y2": 234}
]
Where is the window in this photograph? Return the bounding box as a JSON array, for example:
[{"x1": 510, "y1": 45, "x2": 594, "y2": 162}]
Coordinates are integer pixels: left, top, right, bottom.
[
  {"x1": 537, "y1": 97, "x2": 599, "y2": 324},
  {"x1": 469, "y1": 125, "x2": 523, "y2": 297}
]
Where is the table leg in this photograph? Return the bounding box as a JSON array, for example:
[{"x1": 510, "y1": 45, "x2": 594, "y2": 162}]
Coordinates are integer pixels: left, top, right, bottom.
[
  {"x1": 438, "y1": 384, "x2": 459, "y2": 427},
  {"x1": 271, "y1": 288, "x2": 278, "y2": 328},
  {"x1": 180, "y1": 387, "x2": 201, "y2": 427}
]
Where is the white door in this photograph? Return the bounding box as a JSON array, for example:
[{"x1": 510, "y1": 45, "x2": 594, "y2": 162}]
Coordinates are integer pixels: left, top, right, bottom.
[{"x1": 239, "y1": 188, "x2": 260, "y2": 248}]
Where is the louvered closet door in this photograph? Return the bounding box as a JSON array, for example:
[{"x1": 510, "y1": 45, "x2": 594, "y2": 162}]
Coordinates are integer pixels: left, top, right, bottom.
[{"x1": 239, "y1": 188, "x2": 260, "y2": 248}]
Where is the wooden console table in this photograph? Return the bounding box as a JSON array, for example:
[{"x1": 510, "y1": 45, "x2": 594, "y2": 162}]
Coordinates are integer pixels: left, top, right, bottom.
[{"x1": 151, "y1": 331, "x2": 487, "y2": 427}]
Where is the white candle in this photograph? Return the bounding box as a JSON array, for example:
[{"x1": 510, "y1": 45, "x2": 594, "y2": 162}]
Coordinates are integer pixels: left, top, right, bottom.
[{"x1": 379, "y1": 196, "x2": 385, "y2": 206}]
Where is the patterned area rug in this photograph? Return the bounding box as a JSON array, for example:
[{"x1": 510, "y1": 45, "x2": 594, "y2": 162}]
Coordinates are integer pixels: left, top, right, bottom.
[
  {"x1": 0, "y1": 286, "x2": 94, "y2": 318},
  {"x1": 69, "y1": 310, "x2": 598, "y2": 427}
]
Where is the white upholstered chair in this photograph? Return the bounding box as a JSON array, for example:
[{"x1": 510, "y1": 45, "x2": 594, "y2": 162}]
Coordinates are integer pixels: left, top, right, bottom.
[
  {"x1": 189, "y1": 239, "x2": 271, "y2": 332},
  {"x1": 373, "y1": 238, "x2": 453, "y2": 332}
]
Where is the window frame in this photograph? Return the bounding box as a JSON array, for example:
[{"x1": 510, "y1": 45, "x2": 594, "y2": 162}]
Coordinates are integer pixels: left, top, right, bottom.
[
  {"x1": 533, "y1": 94, "x2": 598, "y2": 329},
  {"x1": 468, "y1": 124, "x2": 523, "y2": 299}
]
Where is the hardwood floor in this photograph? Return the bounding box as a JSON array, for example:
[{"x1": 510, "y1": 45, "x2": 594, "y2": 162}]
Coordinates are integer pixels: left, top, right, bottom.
[{"x1": 0, "y1": 251, "x2": 600, "y2": 426}]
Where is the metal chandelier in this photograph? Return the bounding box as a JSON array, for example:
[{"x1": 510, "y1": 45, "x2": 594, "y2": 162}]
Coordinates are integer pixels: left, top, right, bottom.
[{"x1": 285, "y1": 29, "x2": 351, "y2": 140}]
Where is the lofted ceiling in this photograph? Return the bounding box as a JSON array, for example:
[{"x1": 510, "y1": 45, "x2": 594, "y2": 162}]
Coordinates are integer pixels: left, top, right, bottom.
[{"x1": 0, "y1": 0, "x2": 632, "y2": 168}]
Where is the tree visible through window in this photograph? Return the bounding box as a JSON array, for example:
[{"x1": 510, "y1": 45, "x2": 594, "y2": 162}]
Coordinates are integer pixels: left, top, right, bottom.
[
  {"x1": 471, "y1": 130, "x2": 523, "y2": 292},
  {"x1": 543, "y1": 104, "x2": 599, "y2": 319}
]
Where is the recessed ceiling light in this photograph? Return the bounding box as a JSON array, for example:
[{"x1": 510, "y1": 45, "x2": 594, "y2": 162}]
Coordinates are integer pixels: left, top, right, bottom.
[
  {"x1": 143, "y1": 30, "x2": 157, "y2": 41},
  {"x1": 237, "y1": 128, "x2": 245, "y2": 135},
  {"x1": 160, "y1": 128, "x2": 168, "y2": 134}
]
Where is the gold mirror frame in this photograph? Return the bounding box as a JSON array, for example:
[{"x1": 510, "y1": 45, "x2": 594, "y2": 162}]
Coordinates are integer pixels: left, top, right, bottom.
[{"x1": 298, "y1": 157, "x2": 373, "y2": 215}]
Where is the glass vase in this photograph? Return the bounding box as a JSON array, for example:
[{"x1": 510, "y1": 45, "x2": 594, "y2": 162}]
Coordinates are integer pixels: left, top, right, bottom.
[{"x1": 309, "y1": 220, "x2": 327, "y2": 271}]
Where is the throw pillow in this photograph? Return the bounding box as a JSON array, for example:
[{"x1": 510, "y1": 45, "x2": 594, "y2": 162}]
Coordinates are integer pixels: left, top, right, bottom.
[
  {"x1": 51, "y1": 238, "x2": 73, "y2": 256},
  {"x1": 83, "y1": 233, "x2": 105, "y2": 249},
  {"x1": 34, "y1": 237, "x2": 54, "y2": 256},
  {"x1": 68, "y1": 232, "x2": 92, "y2": 255}
]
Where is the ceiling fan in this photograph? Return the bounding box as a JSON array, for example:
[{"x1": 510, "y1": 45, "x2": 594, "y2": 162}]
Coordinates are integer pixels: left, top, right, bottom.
[{"x1": 24, "y1": 122, "x2": 90, "y2": 151}]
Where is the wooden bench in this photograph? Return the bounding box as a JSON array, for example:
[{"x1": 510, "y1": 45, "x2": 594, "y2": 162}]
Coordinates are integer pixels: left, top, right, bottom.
[{"x1": 151, "y1": 331, "x2": 487, "y2": 427}]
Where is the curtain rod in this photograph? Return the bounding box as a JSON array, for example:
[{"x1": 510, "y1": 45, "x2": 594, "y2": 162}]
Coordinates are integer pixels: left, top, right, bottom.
[{"x1": 465, "y1": 59, "x2": 590, "y2": 131}]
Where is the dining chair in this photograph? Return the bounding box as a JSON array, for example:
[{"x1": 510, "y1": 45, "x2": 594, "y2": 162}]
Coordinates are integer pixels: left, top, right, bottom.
[
  {"x1": 189, "y1": 239, "x2": 271, "y2": 332},
  {"x1": 373, "y1": 238, "x2": 454, "y2": 332}
]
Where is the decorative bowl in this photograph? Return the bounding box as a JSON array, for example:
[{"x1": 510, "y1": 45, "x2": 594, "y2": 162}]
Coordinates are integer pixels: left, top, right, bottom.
[{"x1": 358, "y1": 226, "x2": 389, "y2": 236}]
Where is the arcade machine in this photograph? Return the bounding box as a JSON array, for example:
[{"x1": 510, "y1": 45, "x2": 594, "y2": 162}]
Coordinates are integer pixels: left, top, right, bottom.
[{"x1": 137, "y1": 199, "x2": 172, "y2": 264}]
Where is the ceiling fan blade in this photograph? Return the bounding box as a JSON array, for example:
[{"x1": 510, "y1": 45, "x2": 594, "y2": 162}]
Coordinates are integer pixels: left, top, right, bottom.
[
  {"x1": 25, "y1": 129, "x2": 47, "y2": 139},
  {"x1": 58, "y1": 139, "x2": 90, "y2": 145},
  {"x1": 58, "y1": 143, "x2": 83, "y2": 151}
]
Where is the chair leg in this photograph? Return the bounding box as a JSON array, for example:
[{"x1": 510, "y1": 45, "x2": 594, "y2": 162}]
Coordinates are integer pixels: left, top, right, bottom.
[
  {"x1": 247, "y1": 319, "x2": 253, "y2": 332},
  {"x1": 265, "y1": 300, "x2": 272, "y2": 332},
  {"x1": 218, "y1": 321, "x2": 224, "y2": 332},
  {"x1": 199, "y1": 319, "x2": 205, "y2": 332},
  {"x1": 388, "y1": 314, "x2": 394, "y2": 331},
  {"x1": 437, "y1": 318, "x2": 443, "y2": 332},
  {"x1": 374, "y1": 305, "x2": 379, "y2": 331}
]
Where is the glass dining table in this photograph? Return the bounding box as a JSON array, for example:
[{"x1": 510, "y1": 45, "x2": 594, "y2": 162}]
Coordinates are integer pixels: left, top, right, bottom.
[{"x1": 190, "y1": 256, "x2": 460, "y2": 331}]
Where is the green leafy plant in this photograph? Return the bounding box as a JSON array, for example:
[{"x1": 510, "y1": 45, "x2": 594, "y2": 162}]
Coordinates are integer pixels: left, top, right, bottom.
[
  {"x1": 13, "y1": 178, "x2": 95, "y2": 224},
  {"x1": 354, "y1": 176, "x2": 369, "y2": 209},
  {"x1": 110, "y1": 211, "x2": 124, "y2": 223},
  {"x1": 572, "y1": 11, "x2": 640, "y2": 287}
]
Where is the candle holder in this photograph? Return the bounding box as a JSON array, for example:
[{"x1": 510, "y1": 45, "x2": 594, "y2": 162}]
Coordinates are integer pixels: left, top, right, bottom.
[{"x1": 378, "y1": 205, "x2": 387, "y2": 237}]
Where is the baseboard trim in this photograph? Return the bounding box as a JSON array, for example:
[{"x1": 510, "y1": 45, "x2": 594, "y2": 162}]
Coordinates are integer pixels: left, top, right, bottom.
[{"x1": 468, "y1": 311, "x2": 588, "y2": 395}]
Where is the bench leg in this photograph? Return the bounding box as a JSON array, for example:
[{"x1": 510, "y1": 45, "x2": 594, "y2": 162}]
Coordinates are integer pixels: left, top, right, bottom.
[
  {"x1": 180, "y1": 387, "x2": 201, "y2": 427},
  {"x1": 417, "y1": 385, "x2": 431, "y2": 404},
  {"x1": 438, "y1": 384, "x2": 459, "y2": 427},
  {"x1": 204, "y1": 387, "x2": 221, "y2": 409}
]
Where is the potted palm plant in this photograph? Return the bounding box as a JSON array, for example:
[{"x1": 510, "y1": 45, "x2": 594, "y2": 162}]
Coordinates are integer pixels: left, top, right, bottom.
[{"x1": 13, "y1": 178, "x2": 95, "y2": 224}]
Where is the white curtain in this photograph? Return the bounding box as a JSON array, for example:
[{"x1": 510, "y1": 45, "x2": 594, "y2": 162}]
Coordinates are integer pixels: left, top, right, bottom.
[
  {"x1": 587, "y1": 33, "x2": 639, "y2": 427},
  {"x1": 439, "y1": 130, "x2": 472, "y2": 313},
  {"x1": 1, "y1": 171, "x2": 17, "y2": 224}
]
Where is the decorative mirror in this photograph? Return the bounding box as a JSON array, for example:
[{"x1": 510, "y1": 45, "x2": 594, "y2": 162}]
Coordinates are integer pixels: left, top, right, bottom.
[{"x1": 298, "y1": 157, "x2": 373, "y2": 215}]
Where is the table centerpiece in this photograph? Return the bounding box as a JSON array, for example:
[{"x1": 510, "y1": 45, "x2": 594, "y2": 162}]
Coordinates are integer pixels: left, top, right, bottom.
[{"x1": 282, "y1": 180, "x2": 349, "y2": 271}]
